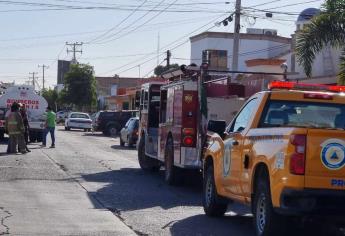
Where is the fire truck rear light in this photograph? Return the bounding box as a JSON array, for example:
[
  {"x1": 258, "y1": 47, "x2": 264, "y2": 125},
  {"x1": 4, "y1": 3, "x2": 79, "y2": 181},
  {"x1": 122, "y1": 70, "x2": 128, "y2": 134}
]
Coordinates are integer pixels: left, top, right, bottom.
[
  {"x1": 290, "y1": 134, "x2": 306, "y2": 175},
  {"x1": 269, "y1": 81, "x2": 345, "y2": 93},
  {"x1": 183, "y1": 136, "x2": 194, "y2": 146},
  {"x1": 304, "y1": 93, "x2": 333, "y2": 100},
  {"x1": 183, "y1": 128, "x2": 194, "y2": 136}
]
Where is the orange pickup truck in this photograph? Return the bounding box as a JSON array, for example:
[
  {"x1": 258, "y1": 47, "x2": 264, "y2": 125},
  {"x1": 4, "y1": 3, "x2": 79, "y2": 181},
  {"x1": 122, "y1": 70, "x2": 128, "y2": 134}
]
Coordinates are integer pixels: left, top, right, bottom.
[{"x1": 202, "y1": 81, "x2": 345, "y2": 236}]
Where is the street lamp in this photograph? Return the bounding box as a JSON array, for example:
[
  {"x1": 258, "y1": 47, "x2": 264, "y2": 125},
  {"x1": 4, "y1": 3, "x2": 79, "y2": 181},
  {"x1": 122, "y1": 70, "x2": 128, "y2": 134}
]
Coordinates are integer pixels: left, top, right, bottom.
[{"x1": 280, "y1": 63, "x2": 288, "y2": 81}]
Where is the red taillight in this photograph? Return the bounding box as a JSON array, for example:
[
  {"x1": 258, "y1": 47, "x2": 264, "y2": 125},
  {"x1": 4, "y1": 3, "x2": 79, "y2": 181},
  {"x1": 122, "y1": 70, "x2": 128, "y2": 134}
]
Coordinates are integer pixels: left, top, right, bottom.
[
  {"x1": 183, "y1": 136, "x2": 194, "y2": 146},
  {"x1": 290, "y1": 134, "x2": 306, "y2": 175}
]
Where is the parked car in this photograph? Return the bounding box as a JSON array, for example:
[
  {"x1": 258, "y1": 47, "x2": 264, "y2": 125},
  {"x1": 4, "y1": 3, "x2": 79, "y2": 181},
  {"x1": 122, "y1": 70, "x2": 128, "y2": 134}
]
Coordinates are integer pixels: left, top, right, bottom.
[
  {"x1": 120, "y1": 117, "x2": 139, "y2": 147},
  {"x1": 94, "y1": 110, "x2": 138, "y2": 136},
  {"x1": 65, "y1": 112, "x2": 92, "y2": 131},
  {"x1": 56, "y1": 110, "x2": 69, "y2": 123}
]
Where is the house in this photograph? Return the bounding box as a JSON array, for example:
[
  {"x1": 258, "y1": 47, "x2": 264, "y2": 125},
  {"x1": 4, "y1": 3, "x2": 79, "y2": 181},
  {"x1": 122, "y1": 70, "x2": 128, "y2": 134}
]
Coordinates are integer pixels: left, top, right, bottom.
[
  {"x1": 190, "y1": 29, "x2": 291, "y2": 72},
  {"x1": 190, "y1": 7, "x2": 341, "y2": 93}
]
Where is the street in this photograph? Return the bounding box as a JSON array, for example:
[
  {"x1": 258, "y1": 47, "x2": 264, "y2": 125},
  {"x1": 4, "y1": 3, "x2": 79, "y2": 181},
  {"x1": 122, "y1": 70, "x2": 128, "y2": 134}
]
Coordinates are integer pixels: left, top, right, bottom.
[{"x1": 0, "y1": 128, "x2": 343, "y2": 236}]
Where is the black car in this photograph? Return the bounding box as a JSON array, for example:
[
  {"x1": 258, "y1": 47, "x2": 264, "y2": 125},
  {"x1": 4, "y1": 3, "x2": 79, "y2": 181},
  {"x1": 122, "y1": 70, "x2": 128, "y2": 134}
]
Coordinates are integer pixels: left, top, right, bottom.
[
  {"x1": 120, "y1": 117, "x2": 139, "y2": 147},
  {"x1": 94, "y1": 110, "x2": 138, "y2": 136}
]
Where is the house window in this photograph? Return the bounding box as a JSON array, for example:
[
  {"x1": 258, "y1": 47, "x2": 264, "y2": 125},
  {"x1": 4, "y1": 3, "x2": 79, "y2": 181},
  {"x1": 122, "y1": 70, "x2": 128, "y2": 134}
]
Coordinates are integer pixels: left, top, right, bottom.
[{"x1": 206, "y1": 50, "x2": 228, "y2": 69}]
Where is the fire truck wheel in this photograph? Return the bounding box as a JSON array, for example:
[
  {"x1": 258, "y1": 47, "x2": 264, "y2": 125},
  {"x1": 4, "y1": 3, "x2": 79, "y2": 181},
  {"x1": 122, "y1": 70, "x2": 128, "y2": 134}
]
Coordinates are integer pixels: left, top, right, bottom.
[
  {"x1": 253, "y1": 174, "x2": 285, "y2": 236},
  {"x1": 164, "y1": 140, "x2": 180, "y2": 185},
  {"x1": 203, "y1": 165, "x2": 227, "y2": 217},
  {"x1": 120, "y1": 137, "x2": 125, "y2": 147},
  {"x1": 138, "y1": 137, "x2": 159, "y2": 171}
]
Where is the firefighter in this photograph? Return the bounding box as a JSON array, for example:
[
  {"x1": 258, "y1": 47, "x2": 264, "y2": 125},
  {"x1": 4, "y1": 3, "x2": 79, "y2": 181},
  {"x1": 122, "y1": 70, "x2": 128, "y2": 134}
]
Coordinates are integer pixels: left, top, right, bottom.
[
  {"x1": 5, "y1": 102, "x2": 26, "y2": 154},
  {"x1": 19, "y1": 103, "x2": 30, "y2": 152}
]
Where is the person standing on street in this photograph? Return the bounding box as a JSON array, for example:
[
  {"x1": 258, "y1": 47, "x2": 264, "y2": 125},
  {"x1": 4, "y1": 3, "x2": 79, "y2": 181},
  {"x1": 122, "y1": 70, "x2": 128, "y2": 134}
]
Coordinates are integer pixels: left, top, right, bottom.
[
  {"x1": 19, "y1": 104, "x2": 30, "y2": 152},
  {"x1": 5, "y1": 102, "x2": 27, "y2": 154},
  {"x1": 42, "y1": 106, "x2": 56, "y2": 148}
]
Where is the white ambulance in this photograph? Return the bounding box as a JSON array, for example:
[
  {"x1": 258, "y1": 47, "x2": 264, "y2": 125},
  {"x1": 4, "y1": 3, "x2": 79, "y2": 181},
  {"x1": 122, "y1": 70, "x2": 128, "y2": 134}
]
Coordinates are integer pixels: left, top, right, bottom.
[{"x1": 0, "y1": 85, "x2": 48, "y2": 141}]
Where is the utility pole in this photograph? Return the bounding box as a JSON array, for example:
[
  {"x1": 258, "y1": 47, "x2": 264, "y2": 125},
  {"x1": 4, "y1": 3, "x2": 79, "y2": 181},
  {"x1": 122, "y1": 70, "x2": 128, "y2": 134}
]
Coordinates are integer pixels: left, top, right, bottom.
[
  {"x1": 138, "y1": 65, "x2": 141, "y2": 78},
  {"x1": 232, "y1": 0, "x2": 241, "y2": 73},
  {"x1": 29, "y1": 72, "x2": 38, "y2": 90},
  {"x1": 38, "y1": 64, "x2": 49, "y2": 90},
  {"x1": 166, "y1": 50, "x2": 171, "y2": 68},
  {"x1": 66, "y1": 42, "x2": 83, "y2": 64}
]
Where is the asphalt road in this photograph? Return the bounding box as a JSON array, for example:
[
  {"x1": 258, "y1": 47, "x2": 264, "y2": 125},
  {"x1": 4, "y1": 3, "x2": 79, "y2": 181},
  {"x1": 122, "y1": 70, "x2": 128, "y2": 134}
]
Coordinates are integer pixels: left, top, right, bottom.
[{"x1": 0, "y1": 128, "x2": 344, "y2": 236}]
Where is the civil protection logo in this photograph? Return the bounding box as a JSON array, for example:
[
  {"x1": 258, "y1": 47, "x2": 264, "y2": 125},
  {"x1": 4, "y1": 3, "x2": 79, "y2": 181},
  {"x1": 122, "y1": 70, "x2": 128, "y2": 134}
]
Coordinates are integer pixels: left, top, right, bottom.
[{"x1": 320, "y1": 139, "x2": 345, "y2": 170}]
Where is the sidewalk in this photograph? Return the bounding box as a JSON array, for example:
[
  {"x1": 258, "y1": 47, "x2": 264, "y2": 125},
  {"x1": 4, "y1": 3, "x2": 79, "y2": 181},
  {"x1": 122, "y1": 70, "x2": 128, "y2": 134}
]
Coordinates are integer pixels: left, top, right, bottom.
[{"x1": 0, "y1": 140, "x2": 136, "y2": 236}]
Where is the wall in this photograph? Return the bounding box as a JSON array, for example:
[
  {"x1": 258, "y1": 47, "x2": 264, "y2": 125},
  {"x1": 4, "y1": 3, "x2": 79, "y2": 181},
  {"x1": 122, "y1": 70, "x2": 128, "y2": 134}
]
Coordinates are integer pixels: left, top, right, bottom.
[{"x1": 191, "y1": 35, "x2": 290, "y2": 71}]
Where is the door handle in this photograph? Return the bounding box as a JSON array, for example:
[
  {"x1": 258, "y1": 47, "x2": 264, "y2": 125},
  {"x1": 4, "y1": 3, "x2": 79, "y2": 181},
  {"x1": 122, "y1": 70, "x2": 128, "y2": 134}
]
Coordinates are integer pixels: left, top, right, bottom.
[{"x1": 232, "y1": 140, "x2": 239, "y2": 146}]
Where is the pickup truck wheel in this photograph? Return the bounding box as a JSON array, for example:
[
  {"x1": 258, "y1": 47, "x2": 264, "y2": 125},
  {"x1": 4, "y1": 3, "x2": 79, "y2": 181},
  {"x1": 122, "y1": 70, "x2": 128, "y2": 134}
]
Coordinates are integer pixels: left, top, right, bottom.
[
  {"x1": 128, "y1": 136, "x2": 134, "y2": 147},
  {"x1": 164, "y1": 140, "x2": 180, "y2": 185},
  {"x1": 108, "y1": 125, "x2": 118, "y2": 137},
  {"x1": 203, "y1": 165, "x2": 227, "y2": 217},
  {"x1": 138, "y1": 137, "x2": 159, "y2": 172},
  {"x1": 253, "y1": 177, "x2": 285, "y2": 236}
]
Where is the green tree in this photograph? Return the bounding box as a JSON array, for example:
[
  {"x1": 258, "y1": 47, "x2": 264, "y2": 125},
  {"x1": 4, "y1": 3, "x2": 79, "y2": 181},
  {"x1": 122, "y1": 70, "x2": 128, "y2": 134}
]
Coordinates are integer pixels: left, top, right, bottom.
[
  {"x1": 61, "y1": 64, "x2": 96, "y2": 111},
  {"x1": 296, "y1": 0, "x2": 345, "y2": 84},
  {"x1": 41, "y1": 89, "x2": 59, "y2": 111},
  {"x1": 154, "y1": 63, "x2": 179, "y2": 76}
]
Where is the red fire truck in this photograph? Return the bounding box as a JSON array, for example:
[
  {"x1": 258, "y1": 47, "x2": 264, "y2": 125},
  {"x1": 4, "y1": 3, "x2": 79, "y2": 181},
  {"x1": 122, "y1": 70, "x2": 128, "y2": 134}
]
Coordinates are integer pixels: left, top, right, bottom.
[{"x1": 137, "y1": 66, "x2": 245, "y2": 184}]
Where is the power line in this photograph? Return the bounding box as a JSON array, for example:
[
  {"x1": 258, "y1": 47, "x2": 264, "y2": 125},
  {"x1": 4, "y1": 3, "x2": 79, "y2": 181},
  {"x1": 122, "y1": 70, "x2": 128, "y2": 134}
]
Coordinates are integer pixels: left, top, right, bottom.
[
  {"x1": 88, "y1": 0, "x2": 149, "y2": 43},
  {"x1": 94, "y1": 0, "x2": 178, "y2": 44},
  {"x1": 248, "y1": 0, "x2": 282, "y2": 8},
  {"x1": 101, "y1": 14, "x2": 227, "y2": 76},
  {"x1": 142, "y1": 58, "x2": 166, "y2": 78},
  {"x1": 0, "y1": 1, "x2": 230, "y2": 13}
]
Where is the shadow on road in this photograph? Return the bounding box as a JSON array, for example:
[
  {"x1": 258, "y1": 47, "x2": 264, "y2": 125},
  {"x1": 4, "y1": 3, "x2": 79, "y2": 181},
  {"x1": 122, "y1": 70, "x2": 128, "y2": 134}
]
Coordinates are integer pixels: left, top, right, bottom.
[
  {"x1": 110, "y1": 144, "x2": 136, "y2": 150},
  {"x1": 82, "y1": 133, "x2": 107, "y2": 137},
  {"x1": 80, "y1": 162, "x2": 345, "y2": 235},
  {"x1": 82, "y1": 167, "x2": 203, "y2": 212},
  {"x1": 169, "y1": 214, "x2": 254, "y2": 236}
]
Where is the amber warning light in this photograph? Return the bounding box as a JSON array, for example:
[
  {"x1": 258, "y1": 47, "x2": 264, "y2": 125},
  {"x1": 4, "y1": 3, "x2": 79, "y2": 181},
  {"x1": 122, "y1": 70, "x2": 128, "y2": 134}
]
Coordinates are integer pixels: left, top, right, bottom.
[{"x1": 268, "y1": 81, "x2": 345, "y2": 93}]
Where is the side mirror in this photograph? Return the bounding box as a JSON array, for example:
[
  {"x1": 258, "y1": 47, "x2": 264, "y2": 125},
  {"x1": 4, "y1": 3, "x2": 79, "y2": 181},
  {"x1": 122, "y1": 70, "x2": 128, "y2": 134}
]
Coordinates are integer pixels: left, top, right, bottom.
[{"x1": 207, "y1": 120, "x2": 227, "y2": 137}]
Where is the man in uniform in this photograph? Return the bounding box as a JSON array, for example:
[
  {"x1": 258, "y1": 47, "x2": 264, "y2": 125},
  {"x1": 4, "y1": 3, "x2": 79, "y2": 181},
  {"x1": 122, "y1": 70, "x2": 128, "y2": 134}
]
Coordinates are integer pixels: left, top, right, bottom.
[{"x1": 5, "y1": 102, "x2": 26, "y2": 154}]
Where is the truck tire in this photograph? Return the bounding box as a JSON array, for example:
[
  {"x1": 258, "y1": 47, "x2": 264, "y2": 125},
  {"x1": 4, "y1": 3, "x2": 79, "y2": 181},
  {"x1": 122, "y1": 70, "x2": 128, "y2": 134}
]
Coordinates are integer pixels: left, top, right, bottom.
[
  {"x1": 138, "y1": 137, "x2": 159, "y2": 172},
  {"x1": 203, "y1": 165, "x2": 228, "y2": 217},
  {"x1": 36, "y1": 132, "x2": 43, "y2": 142},
  {"x1": 164, "y1": 138, "x2": 180, "y2": 185},
  {"x1": 29, "y1": 132, "x2": 37, "y2": 143},
  {"x1": 107, "y1": 125, "x2": 118, "y2": 137},
  {"x1": 253, "y1": 175, "x2": 286, "y2": 236}
]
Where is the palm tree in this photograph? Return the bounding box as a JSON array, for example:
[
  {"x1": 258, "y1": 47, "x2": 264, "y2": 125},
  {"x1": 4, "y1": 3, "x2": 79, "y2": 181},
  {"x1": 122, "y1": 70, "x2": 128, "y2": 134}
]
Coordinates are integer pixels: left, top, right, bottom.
[{"x1": 296, "y1": 0, "x2": 345, "y2": 84}]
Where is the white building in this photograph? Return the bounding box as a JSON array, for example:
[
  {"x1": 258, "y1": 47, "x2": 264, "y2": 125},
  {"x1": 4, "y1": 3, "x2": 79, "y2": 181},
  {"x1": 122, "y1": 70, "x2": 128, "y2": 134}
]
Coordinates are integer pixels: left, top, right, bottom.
[
  {"x1": 290, "y1": 8, "x2": 341, "y2": 83},
  {"x1": 189, "y1": 8, "x2": 341, "y2": 84},
  {"x1": 190, "y1": 30, "x2": 291, "y2": 72}
]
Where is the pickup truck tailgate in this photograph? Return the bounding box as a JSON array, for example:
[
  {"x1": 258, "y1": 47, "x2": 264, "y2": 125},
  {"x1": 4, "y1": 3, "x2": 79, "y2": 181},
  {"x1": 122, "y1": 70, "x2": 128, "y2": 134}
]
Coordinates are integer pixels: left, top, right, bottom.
[{"x1": 305, "y1": 129, "x2": 345, "y2": 189}]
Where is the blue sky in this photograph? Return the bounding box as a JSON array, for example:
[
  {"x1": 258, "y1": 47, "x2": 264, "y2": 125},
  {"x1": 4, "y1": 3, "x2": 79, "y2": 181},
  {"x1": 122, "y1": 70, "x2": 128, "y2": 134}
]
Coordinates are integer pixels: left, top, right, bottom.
[{"x1": 0, "y1": 0, "x2": 324, "y2": 88}]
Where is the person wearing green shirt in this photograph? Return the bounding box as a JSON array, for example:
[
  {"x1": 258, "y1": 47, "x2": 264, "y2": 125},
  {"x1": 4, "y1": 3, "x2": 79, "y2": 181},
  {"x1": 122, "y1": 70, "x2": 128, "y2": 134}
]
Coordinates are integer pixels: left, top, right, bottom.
[{"x1": 42, "y1": 106, "x2": 56, "y2": 148}]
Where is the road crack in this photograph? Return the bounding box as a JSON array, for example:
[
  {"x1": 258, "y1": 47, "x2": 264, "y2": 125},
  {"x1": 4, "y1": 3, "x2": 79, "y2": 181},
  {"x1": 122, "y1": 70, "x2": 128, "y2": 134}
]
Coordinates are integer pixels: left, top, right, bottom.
[{"x1": 0, "y1": 207, "x2": 12, "y2": 235}]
